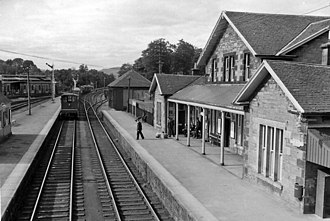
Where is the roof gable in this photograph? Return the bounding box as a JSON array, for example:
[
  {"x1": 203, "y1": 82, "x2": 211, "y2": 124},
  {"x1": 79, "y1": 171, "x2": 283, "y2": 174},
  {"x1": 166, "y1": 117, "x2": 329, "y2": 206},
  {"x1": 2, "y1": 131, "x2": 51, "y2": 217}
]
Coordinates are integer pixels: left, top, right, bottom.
[
  {"x1": 108, "y1": 70, "x2": 150, "y2": 88},
  {"x1": 278, "y1": 19, "x2": 330, "y2": 55},
  {"x1": 149, "y1": 74, "x2": 201, "y2": 95},
  {"x1": 197, "y1": 11, "x2": 330, "y2": 67},
  {"x1": 234, "y1": 60, "x2": 330, "y2": 114}
]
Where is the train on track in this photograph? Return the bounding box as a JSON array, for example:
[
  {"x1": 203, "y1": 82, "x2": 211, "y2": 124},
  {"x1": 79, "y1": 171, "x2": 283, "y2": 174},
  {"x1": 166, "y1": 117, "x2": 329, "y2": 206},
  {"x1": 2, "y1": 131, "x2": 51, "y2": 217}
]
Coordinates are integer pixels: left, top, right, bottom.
[{"x1": 60, "y1": 92, "x2": 80, "y2": 118}]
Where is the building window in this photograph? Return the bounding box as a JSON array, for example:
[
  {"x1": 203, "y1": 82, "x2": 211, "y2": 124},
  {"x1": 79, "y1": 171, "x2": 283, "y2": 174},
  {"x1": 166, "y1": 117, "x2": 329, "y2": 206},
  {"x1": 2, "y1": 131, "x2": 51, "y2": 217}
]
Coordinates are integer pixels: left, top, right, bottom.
[
  {"x1": 258, "y1": 124, "x2": 283, "y2": 181},
  {"x1": 223, "y1": 54, "x2": 235, "y2": 82},
  {"x1": 211, "y1": 58, "x2": 218, "y2": 82},
  {"x1": 236, "y1": 114, "x2": 244, "y2": 146},
  {"x1": 156, "y1": 102, "x2": 161, "y2": 126},
  {"x1": 0, "y1": 110, "x2": 2, "y2": 128},
  {"x1": 243, "y1": 53, "x2": 251, "y2": 81},
  {"x1": 3, "y1": 109, "x2": 8, "y2": 127}
]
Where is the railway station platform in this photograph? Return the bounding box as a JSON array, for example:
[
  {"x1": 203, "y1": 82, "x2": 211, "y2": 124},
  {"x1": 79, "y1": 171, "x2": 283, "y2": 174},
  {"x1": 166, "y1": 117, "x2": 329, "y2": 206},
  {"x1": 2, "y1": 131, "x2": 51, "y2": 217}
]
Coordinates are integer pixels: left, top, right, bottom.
[
  {"x1": 0, "y1": 98, "x2": 60, "y2": 218},
  {"x1": 102, "y1": 108, "x2": 320, "y2": 221}
]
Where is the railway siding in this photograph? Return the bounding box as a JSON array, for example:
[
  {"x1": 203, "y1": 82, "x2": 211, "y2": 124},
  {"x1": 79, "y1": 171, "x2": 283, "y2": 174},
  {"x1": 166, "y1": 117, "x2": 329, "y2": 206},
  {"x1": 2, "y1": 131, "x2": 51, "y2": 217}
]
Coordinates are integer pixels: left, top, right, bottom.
[{"x1": 102, "y1": 110, "x2": 217, "y2": 221}]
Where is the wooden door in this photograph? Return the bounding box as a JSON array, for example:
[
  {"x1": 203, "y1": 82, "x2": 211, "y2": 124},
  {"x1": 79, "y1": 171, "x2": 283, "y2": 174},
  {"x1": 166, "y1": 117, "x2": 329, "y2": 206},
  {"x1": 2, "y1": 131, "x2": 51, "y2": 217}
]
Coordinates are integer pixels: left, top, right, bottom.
[{"x1": 315, "y1": 170, "x2": 330, "y2": 218}]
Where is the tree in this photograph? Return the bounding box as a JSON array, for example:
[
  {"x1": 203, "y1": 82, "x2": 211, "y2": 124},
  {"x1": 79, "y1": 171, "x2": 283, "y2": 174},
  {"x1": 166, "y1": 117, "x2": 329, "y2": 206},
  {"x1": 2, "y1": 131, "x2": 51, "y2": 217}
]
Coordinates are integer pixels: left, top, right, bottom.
[
  {"x1": 172, "y1": 39, "x2": 196, "y2": 75},
  {"x1": 118, "y1": 63, "x2": 133, "y2": 77},
  {"x1": 79, "y1": 64, "x2": 88, "y2": 73},
  {"x1": 141, "y1": 38, "x2": 175, "y2": 79},
  {"x1": 13, "y1": 58, "x2": 24, "y2": 74}
]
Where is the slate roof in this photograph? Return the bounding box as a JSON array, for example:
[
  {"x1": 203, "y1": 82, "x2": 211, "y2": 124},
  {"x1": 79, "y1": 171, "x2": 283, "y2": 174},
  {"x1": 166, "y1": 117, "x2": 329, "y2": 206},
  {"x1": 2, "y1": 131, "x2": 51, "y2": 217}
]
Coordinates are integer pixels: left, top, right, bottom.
[
  {"x1": 268, "y1": 61, "x2": 330, "y2": 113},
  {"x1": 197, "y1": 11, "x2": 330, "y2": 66},
  {"x1": 235, "y1": 60, "x2": 330, "y2": 114},
  {"x1": 278, "y1": 19, "x2": 330, "y2": 54},
  {"x1": 149, "y1": 74, "x2": 201, "y2": 95},
  {"x1": 108, "y1": 70, "x2": 150, "y2": 88},
  {"x1": 169, "y1": 84, "x2": 244, "y2": 111}
]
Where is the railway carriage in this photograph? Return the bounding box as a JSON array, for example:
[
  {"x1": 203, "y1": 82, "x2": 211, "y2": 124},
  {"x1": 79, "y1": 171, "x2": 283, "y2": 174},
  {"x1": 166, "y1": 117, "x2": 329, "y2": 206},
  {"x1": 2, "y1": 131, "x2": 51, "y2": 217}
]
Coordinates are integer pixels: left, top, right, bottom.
[{"x1": 60, "y1": 93, "x2": 79, "y2": 118}]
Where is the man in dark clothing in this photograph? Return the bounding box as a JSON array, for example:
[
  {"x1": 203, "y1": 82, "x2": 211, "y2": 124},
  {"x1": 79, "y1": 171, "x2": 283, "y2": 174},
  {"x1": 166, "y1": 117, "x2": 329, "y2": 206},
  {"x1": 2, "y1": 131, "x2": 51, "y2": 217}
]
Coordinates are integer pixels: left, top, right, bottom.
[
  {"x1": 196, "y1": 119, "x2": 202, "y2": 138},
  {"x1": 168, "y1": 118, "x2": 175, "y2": 137},
  {"x1": 136, "y1": 118, "x2": 144, "y2": 140}
]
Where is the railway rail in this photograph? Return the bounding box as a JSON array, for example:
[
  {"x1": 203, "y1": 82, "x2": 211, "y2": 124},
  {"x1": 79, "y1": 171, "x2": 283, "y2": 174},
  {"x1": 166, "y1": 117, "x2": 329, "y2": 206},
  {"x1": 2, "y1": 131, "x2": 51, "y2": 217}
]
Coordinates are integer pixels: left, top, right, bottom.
[
  {"x1": 84, "y1": 98, "x2": 167, "y2": 220},
  {"x1": 16, "y1": 120, "x2": 77, "y2": 220},
  {"x1": 14, "y1": 91, "x2": 173, "y2": 221},
  {"x1": 12, "y1": 97, "x2": 51, "y2": 112}
]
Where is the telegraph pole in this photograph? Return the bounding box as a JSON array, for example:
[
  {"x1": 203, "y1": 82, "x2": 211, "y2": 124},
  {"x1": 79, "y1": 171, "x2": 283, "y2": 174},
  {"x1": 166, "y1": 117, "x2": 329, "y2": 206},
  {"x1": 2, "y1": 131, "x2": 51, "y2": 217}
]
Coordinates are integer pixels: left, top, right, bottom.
[
  {"x1": 46, "y1": 62, "x2": 55, "y2": 102},
  {"x1": 27, "y1": 66, "x2": 31, "y2": 115},
  {"x1": 127, "y1": 77, "x2": 131, "y2": 113}
]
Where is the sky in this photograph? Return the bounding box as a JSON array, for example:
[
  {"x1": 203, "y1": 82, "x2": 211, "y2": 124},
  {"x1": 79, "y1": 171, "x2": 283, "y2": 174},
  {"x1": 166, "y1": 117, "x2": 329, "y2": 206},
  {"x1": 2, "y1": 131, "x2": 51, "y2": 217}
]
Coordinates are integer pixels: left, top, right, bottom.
[{"x1": 0, "y1": 0, "x2": 329, "y2": 71}]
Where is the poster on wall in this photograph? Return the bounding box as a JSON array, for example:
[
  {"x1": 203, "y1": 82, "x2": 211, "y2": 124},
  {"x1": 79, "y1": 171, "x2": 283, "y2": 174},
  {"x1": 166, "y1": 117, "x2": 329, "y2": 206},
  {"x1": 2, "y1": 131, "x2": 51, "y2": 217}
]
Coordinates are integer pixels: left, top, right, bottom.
[
  {"x1": 230, "y1": 121, "x2": 235, "y2": 138},
  {"x1": 217, "y1": 118, "x2": 221, "y2": 134}
]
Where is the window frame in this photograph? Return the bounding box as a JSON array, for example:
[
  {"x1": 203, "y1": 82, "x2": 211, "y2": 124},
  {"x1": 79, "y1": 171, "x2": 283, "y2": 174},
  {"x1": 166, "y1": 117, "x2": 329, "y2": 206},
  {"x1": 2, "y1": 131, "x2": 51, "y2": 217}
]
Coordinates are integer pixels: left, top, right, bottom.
[
  {"x1": 156, "y1": 102, "x2": 162, "y2": 126},
  {"x1": 258, "y1": 124, "x2": 283, "y2": 182},
  {"x1": 211, "y1": 58, "x2": 218, "y2": 82},
  {"x1": 243, "y1": 52, "x2": 251, "y2": 81},
  {"x1": 223, "y1": 53, "x2": 235, "y2": 82}
]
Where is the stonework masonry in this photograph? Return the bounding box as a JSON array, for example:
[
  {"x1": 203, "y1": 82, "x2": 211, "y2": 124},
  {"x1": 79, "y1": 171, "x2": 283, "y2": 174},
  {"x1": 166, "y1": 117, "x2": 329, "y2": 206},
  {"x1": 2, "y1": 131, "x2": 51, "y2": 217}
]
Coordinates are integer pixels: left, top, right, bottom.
[
  {"x1": 103, "y1": 114, "x2": 201, "y2": 221},
  {"x1": 288, "y1": 32, "x2": 329, "y2": 64},
  {"x1": 205, "y1": 24, "x2": 260, "y2": 82},
  {"x1": 244, "y1": 77, "x2": 308, "y2": 212}
]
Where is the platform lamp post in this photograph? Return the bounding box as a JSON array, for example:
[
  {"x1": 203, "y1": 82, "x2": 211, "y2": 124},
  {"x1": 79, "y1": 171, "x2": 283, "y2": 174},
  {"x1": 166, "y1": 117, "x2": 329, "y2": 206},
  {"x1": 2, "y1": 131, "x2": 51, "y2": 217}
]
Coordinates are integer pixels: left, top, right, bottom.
[
  {"x1": 127, "y1": 77, "x2": 131, "y2": 113},
  {"x1": 46, "y1": 62, "x2": 55, "y2": 102},
  {"x1": 27, "y1": 66, "x2": 31, "y2": 115}
]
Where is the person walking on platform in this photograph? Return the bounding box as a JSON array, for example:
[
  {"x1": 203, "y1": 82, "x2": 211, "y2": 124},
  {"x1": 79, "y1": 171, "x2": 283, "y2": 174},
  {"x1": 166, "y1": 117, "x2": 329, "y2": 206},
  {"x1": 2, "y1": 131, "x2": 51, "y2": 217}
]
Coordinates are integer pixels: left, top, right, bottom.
[
  {"x1": 136, "y1": 117, "x2": 144, "y2": 140},
  {"x1": 167, "y1": 117, "x2": 175, "y2": 137}
]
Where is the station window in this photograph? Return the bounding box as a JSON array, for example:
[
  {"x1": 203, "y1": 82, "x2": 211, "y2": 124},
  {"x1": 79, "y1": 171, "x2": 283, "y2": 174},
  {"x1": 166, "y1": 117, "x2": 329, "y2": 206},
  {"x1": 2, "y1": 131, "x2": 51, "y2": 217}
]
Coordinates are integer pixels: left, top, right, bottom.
[
  {"x1": 156, "y1": 102, "x2": 161, "y2": 126},
  {"x1": 211, "y1": 58, "x2": 218, "y2": 82},
  {"x1": 243, "y1": 53, "x2": 251, "y2": 81},
  {"x1": 223, "y1": 54, "x2": 235, "y2": 82},
  {"x1": 258, "y1": 124, "x2": 283, "y2": 181},
  {"x1": 3, "y1": 110, "x2": 8, "y2": 127},
  {"x1": 0, "y1": 110, "x2": 2, "y2": 128}
]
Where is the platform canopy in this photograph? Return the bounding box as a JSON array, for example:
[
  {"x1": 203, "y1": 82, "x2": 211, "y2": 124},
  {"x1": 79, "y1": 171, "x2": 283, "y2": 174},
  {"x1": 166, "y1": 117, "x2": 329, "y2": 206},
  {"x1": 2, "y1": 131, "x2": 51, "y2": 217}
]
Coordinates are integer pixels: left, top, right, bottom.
[{"x1": 168, "y1": 83, "x2": 245, "y2": 114}]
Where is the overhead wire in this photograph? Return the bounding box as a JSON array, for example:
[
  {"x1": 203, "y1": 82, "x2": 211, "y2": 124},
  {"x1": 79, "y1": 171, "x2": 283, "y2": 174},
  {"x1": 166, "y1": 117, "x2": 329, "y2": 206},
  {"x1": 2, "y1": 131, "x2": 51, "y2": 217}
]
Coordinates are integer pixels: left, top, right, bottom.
[
  {"x1": 0, "y1": 4, "x2": 329, "y2": 69},
  {"x1": 302, "y1": 2, "x2": 330, "y2": 15},
  {"x1": 0, "y1": 48, "x2": 105, "y2": 68}
]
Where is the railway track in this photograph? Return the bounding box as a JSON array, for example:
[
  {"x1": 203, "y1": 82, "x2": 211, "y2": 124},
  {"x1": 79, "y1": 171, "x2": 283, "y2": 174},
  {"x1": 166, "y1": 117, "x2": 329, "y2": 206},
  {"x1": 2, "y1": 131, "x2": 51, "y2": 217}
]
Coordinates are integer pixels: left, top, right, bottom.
[
  {"x1": 14, "y1": 92, "x2": 173, "y2": 221},
  {"x1": 12, "y1": 97, "x2": 51, "y2": 112},
  {"x1": 84, "y1": 96, "x2": 172, "y2": 220},
  {"x1": 16, "y1": 120, "x2": 77, "y2": 220}
]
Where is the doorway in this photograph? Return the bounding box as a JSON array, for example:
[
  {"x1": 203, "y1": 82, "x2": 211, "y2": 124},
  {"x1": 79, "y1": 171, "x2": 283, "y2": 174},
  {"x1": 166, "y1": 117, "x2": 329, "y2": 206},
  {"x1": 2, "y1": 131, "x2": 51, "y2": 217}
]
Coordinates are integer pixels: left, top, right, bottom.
[
  {"x1": 316, "y1": 170, "x2": 330, "y2": 218},
  {"x1": 224, "y1": 117, "x2": 231, "y2": 147}
]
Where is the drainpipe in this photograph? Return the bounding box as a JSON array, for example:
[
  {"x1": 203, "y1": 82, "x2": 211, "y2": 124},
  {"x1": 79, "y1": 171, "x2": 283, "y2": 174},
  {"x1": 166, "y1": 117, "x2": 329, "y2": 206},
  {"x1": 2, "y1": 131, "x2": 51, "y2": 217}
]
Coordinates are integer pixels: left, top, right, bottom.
[
  {"x1": 175, "y1": 102, "x2": 179, "y2": 140},
  {"x1": 220, "y1": 111, "x2": 225, "y2": 165},
  {"x1": 187, "y1": 105, "x2": 191, "y2": 147},
  {"x1": 202, "y1": 108, "x2": 206, "y2": 155}
]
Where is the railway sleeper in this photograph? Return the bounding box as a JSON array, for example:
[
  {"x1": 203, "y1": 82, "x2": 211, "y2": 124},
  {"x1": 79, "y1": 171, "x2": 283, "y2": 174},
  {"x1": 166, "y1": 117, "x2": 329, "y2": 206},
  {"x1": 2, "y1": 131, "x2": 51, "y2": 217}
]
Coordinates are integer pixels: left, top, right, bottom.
[
  {"x1": 114, "y1": 191, "x2": 140, "y2": 196},
  {"x1": 36, "y1": 212, "x2": 69, "y2": 219},
  {"x1": 124, "y1": 217, "x2": 155, "y2": 221},
  {"x1": 122, "y1": 209, "x2": 152, "y2": 216},
  {"x1": 118, "y1": 201, "x2": 146, "y2": 206},
  {"x1": 121, "y1": 204, "x2": 148, "y2": 210}
]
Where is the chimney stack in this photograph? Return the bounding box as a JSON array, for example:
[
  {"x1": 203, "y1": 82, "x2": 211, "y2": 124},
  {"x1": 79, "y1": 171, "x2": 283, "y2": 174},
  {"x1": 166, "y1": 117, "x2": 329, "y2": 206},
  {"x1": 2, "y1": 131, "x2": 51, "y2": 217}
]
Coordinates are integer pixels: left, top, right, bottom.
[{"x1": 321, "y1": 31, "x2": 330, "y2": 65}]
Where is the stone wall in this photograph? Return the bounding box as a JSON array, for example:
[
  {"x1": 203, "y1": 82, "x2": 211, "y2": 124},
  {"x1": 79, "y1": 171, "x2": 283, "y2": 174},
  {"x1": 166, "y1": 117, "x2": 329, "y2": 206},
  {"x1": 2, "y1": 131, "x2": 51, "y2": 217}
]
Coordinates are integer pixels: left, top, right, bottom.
[
  {"x1": 288, "y1": 32, "x2": 328, "y2": 64},
  {"x1": 245, "y1": 76, "x2": 308, "y2": 212},
  {"x1": 102, "y1": 112, "x2": 217, "y2": 221},
  {"x1": 205, "y1": 24, "x2": 260, "y2": 82},
  {"x1": 153, "y1": 86, "x2": 166, "y2": 133}
]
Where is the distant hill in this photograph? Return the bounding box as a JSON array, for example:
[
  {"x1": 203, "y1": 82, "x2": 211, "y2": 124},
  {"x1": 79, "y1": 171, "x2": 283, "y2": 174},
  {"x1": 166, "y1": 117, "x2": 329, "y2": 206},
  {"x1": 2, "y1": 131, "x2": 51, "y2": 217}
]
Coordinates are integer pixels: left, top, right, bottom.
[{"x1": 100, "y1": 67, "x2": 120, "y2": 78}]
